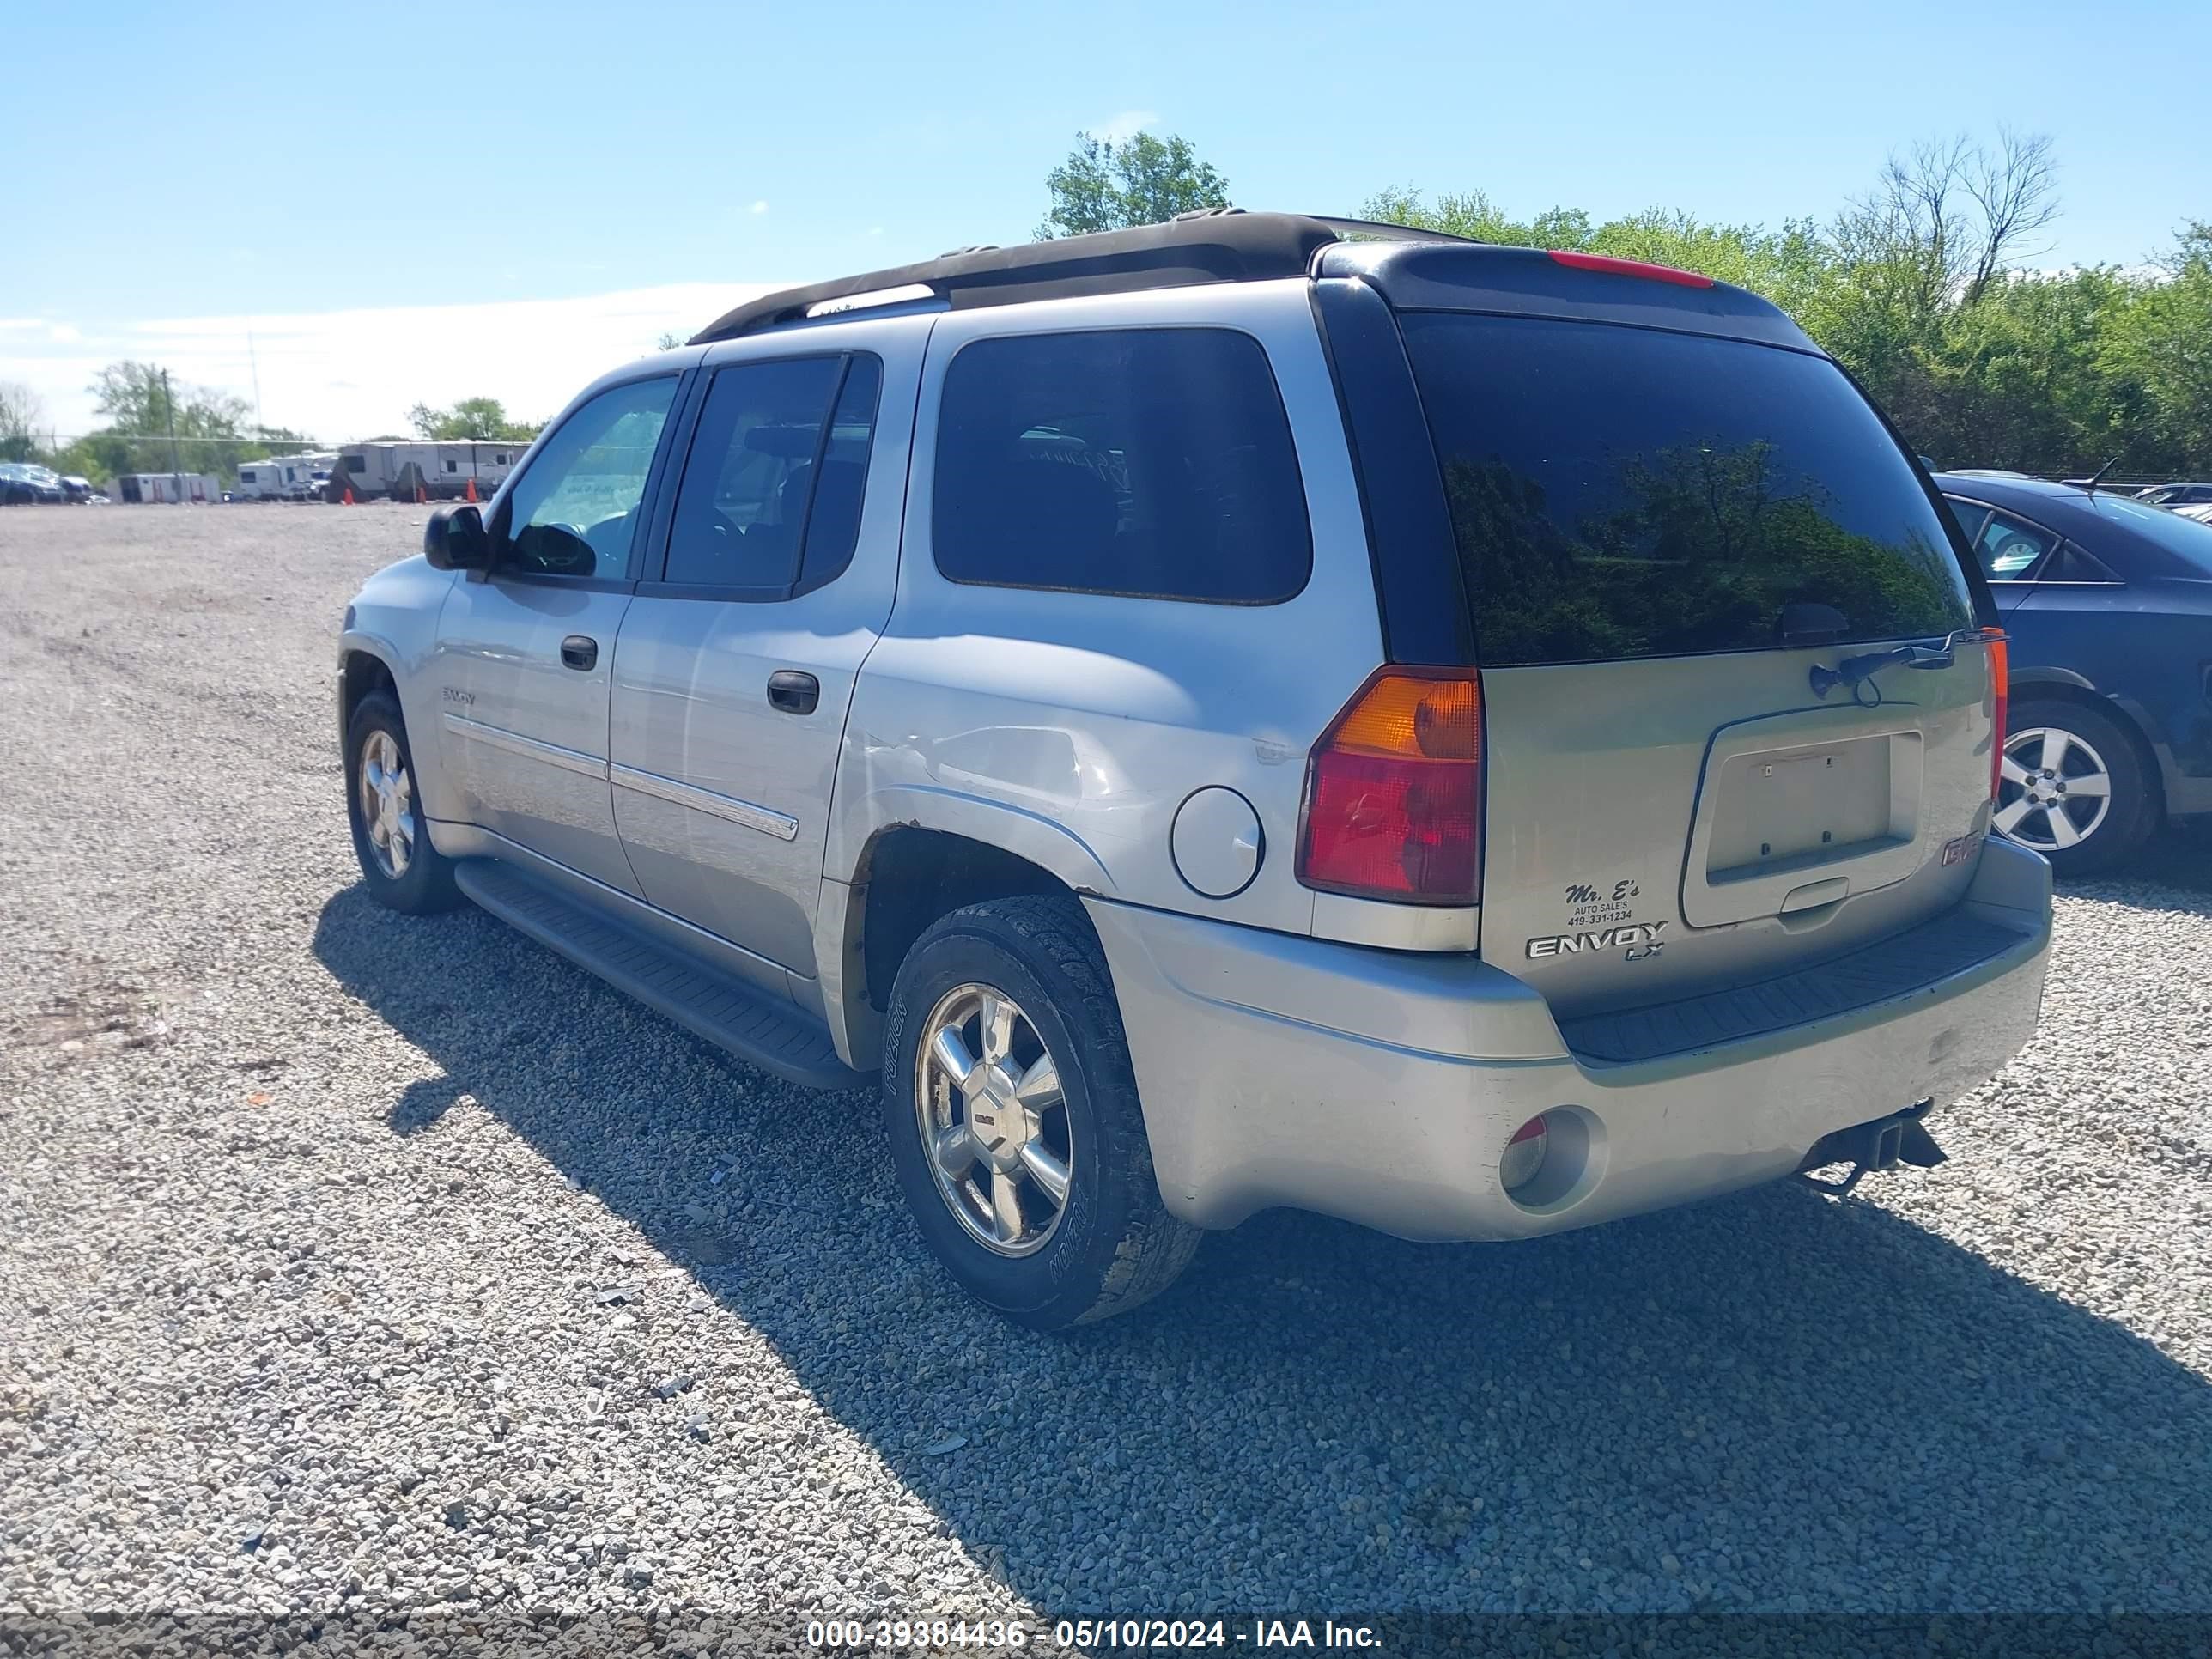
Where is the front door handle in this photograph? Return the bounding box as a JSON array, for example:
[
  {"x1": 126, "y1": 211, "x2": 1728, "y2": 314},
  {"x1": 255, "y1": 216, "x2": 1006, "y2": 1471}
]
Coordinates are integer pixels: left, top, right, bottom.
[
  {"x1": 561, "y1": 635, "x2": 599, "y2": 672},
  {"x1": 767, "y1": 669, "x2": 819, "y2": 714}
]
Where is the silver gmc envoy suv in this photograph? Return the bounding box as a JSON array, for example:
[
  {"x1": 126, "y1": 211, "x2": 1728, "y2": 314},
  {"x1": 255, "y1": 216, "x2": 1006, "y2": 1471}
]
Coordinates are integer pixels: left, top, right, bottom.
[{"x1": 337, "y1": 212, "x2": 2052, "y2": 1329}]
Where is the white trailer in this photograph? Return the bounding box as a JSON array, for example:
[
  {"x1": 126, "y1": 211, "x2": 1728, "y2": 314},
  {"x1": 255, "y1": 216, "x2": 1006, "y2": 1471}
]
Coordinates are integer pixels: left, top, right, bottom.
[
  {"x1": 115, "y1": 472, "x2": 220, "y2": 504},
  {"x1": 332, "y1": 439, "x2": 525, "y2": 500},
  {"x1": 232, "y1": 453, "x2": 335, "y2": 501}
]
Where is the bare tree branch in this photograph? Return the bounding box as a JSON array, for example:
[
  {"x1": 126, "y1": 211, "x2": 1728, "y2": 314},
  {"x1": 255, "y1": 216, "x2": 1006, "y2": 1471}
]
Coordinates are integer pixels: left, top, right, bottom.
[
  {"x1": 0, "y1": 380, "x2": 47, "y2": 462},
  {"x1": 1963, "y1": 128, "x2": 2061, "y2": 304},
  {"x1": 1834, "y1": 131, "x2": 2063, "y2": 318}
]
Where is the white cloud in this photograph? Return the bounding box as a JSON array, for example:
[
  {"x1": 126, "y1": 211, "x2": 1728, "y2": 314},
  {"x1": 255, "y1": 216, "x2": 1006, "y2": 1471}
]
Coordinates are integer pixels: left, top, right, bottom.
[
  {"x1": 48, "y1": 324, "x2": 81, "y2": 344},
  {"x1": 750, "y1": 199, "x2": 769, "y2": 215},
  {"x1": 0, "y1": 318, "x2": 49, "y2": 333},
  {"x1": 1094, "y1": 108, "x2": 1158, "y2": 144},
  {"x1": 0, "y1": 282, "x2": 781, "y2": 441}
]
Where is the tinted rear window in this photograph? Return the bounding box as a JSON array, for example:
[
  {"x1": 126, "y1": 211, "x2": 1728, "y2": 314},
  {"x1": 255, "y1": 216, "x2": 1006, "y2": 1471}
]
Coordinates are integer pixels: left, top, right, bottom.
[
  {"x1": 1401, "y1": 314, "x2": 1977, "y2": 665},
  {"x1": 933, "y1": 328, "x2": 1310, "y2": 605}
]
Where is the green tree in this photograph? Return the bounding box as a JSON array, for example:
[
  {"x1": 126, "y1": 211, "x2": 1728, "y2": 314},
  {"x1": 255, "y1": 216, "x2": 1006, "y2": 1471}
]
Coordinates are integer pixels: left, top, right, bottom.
[
  {"x1": 1037, "y1": 131, "x2": 1229, "y2": 239},
  {"x1": 2105, "y1": 222, "x2": 2212, "y2": 470},
  {"x1": 0, "y1": 381, "x2": 46, "y2": 463},
  {"x1": 70, "y1": 362, "x2": 296, "y2": 484},
  {"x1": 1361, "y1": 186, "x2": 1593, "y2": 250},
  {"x1": 407, "y1": 397, "x2": 541, "y2": 442},
  {"x1": 1356, "y1": 130, "x2": 2209, "y2": 478},
  {"x1": 93, "y1": 362, "x2": 252, "y2": 436}
]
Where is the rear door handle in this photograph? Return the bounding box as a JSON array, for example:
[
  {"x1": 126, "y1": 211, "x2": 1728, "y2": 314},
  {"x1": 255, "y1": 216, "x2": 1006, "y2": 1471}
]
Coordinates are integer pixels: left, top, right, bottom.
[
  {"x1": 767, "y1": 669, "x2": 819, "y2": 714},
  {"x1": 561, "y1": 635, "x2": 598, "y2": 672}
]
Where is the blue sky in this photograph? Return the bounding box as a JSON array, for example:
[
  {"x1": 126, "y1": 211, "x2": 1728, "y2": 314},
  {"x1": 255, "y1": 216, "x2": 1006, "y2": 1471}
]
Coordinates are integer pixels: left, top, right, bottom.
[{"x1": 3, "y1": 0, "x2": 2206, "y2": 439}]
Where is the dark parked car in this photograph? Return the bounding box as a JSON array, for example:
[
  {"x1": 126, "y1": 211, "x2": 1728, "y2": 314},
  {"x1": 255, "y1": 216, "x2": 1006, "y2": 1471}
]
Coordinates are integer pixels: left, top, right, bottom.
[
  {"x1": 0, "y1": 462, "x2": 65, "y2": 504},
  {"x1": 1937, "y1": 471, "x2": 2212, "y2": 872}
]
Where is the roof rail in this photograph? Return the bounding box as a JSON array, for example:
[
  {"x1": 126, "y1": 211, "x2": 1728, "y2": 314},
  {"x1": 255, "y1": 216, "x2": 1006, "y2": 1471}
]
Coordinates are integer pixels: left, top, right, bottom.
[
  {"x1": 1300, "y1": 215, "x2": 1479, "y2": 246},
  {"x1": 1175, "y1": 204, "x2": 1476, "y2": 246},
  {"x1": 685, "y1": 210, "x2": 1492, "y2": 343},
  {"x1": 690, "y1": 211, "x2": 1351, "y2": 343}
]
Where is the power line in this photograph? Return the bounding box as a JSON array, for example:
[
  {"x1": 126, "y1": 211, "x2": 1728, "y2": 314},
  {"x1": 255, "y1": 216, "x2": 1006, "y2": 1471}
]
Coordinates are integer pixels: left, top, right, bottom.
[{"x1": 42, "y1": 434, "x2": 337, "y2": 447}]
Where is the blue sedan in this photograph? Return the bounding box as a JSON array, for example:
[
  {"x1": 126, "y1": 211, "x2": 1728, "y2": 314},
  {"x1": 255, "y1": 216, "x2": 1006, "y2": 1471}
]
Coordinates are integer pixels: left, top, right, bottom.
[{"x1": 1937, "y1": 471, "x2": 2212, "y2": 873}]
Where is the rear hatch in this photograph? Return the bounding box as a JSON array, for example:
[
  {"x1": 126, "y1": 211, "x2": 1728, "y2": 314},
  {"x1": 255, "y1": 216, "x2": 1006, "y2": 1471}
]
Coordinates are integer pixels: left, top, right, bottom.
[{"x1": 1395, "y1": 296, "x2": 2000, "y2": 1024}]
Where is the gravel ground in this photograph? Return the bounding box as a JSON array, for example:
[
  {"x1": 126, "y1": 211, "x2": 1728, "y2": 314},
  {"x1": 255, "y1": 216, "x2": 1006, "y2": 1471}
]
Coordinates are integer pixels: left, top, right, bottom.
[{"x1": 3, "y1": 503, "x2": 2209, "y2": 1632}]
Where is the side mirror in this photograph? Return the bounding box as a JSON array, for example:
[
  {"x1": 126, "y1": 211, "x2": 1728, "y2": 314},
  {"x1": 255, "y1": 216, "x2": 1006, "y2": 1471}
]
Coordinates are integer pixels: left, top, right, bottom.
[{"x1": 424, "y1": 505, "x2": 492, "y2": 572}]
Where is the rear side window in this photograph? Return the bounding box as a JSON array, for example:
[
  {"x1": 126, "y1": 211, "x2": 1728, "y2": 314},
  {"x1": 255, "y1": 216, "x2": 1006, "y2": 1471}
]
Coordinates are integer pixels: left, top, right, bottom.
[
  {"x1": 1400, "y1": 314, "x2": 1977, "y2": 665},
  {"x1": 933, "y1": 328, "x2": 1310, "y2": 604},
  {"x1": 662, "y1": 353, "x2": 883, "y2": 595},
  {"x1": 1969, "y1": 507, "x2": 2059, "y2": 580}
]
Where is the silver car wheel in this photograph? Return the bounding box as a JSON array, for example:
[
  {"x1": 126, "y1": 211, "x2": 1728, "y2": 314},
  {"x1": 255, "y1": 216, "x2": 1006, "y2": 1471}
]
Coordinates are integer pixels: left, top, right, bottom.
[
  {"x1": 356, "y1": 729, "x2": 418, "y2": 879},
  {"x1": 1995, "y1": 725, "x2": 2114, "y2": 853},
  {"x1": 915, "y1": 981, "x2": 1073, "y2": 1258}
]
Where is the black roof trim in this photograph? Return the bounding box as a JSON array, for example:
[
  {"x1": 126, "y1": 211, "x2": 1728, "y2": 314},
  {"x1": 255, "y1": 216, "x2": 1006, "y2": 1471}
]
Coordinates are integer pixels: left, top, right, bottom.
[{"x1": 690, "y1": 212, "x2": 1344, "y2": 343}]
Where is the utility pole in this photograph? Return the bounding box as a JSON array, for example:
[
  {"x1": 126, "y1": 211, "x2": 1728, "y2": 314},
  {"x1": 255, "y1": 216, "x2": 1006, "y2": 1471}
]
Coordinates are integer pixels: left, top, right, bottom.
[
  {"x1": 247, "y1": 331, "x2": 264, "y2": 432},
  {"x1": 161, "y1": 368, "x2": 184, "y2": 503}
]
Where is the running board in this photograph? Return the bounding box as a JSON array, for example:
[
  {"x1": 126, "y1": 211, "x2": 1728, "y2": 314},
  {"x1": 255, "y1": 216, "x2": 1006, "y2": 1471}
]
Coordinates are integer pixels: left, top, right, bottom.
[{"x1": 453, "y1": 859, "x2": 870, "y2": 1091}]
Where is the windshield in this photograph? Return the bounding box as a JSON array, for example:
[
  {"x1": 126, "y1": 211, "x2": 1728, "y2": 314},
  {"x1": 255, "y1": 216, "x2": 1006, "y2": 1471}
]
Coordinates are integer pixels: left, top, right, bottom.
[
  {"x1": 2090, "y1": 492, "x2": 2212, "y2": 574},
  {"x1": 1401, "y1": 313, "x2": 1980, "y2": 665}
]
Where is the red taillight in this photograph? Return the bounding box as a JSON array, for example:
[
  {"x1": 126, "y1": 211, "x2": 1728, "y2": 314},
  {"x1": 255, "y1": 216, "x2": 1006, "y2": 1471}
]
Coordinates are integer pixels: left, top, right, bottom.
[
  {"x1": 1297, "y1": 667, "x2": 1483, "y2": 905},
  {"x1": 1984, "y1": 627, "x2": 2009, "y2": 802},
  {"x1": 1547, "y1": 249, "x2": 1715, "y2": 289}
]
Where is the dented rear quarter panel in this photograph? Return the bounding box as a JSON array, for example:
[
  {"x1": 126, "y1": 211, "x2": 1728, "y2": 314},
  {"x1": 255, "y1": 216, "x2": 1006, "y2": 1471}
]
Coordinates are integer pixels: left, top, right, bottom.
[{"x1": 827, "y1": 281, "x2": 1403, "y2": 939}]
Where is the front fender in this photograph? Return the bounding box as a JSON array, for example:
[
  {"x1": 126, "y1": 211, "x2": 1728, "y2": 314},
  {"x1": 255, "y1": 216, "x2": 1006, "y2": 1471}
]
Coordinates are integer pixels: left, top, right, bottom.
[{"x1": 337, "y1": 556, "x2": 463, "y2": 823}]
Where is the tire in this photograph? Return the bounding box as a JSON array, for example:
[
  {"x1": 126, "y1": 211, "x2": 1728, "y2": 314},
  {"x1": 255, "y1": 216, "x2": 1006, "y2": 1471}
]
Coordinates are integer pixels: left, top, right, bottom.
[
  {"x1": 1996, "y1": 697, "x2": 2155, "y2": 877},
  {"x1": 344, "y1": 690, "x2": 462, "y2": 913},
  {"x1": 881, "y1": 895, "x2": 1201, "y2": 1331}
]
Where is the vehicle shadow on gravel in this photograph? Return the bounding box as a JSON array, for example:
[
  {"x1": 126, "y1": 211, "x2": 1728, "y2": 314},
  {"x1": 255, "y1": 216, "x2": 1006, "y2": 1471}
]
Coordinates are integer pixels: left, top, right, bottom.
[{"x1": 314, "y1": 885, "x2": 2212, "y2": 1615}]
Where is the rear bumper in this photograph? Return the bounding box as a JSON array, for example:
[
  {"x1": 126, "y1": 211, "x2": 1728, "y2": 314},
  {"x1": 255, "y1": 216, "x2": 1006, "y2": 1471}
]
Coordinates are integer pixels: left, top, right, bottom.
[{"x1": 1087, "y1": 836, "x2": 2051, "y2": 1240}]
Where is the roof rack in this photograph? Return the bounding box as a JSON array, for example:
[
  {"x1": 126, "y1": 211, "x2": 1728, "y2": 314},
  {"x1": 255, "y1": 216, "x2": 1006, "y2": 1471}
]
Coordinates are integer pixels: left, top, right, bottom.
[{"x1": 688, "y1": 210, "x2": 1460, "y2": 343}]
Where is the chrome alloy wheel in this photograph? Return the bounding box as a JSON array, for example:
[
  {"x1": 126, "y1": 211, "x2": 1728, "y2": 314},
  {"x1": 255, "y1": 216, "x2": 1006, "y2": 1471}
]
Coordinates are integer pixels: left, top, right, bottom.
[
  {"x1": 915, "y1": 982, "x2": 1073, "y2": 1257},
  {"x1": 1996, "y1": 725, "x2": 2114, "y2": 853},
  {"x1": 356, "y1": 729, "x2": 419, "y2": 878}
]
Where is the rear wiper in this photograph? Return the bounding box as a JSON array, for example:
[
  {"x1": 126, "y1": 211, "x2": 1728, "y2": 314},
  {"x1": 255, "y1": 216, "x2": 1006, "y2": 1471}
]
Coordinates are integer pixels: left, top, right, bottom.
[{"x1": 1808, "y1": 634, "x2": 1961, "y2": 699}]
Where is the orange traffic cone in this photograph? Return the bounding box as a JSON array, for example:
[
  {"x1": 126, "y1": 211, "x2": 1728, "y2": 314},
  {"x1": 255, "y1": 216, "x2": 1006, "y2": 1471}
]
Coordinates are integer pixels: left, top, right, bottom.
[
  {"x1": 343, "y1": 487, "x2": 355, "y2": 506},
  {"x1": 465, "y1": 477, "x2": 479, "y2": 504}
]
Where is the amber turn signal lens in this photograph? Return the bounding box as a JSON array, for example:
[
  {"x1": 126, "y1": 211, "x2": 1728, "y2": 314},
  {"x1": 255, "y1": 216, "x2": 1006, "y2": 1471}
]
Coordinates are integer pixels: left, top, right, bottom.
[
  {"x1": 1327, "y1": 672, "x2": 1482, "y2": 761},
  {"x1": 1298, "y1": 669, "x2": 1484, "y2": 905}
]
